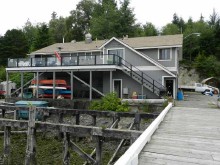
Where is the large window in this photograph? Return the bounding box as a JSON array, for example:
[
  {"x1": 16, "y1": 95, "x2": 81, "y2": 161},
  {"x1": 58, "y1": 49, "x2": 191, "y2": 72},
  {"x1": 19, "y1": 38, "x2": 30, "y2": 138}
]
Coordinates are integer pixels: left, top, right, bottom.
[
  {"x1": 108, "y1": 49, "x2": 124, "y2": 58},
  {"x1": 159, "y1": 48, "x2": 171, "y2": 60},
  {"x1": 108, "y1": 49, "x2": 124, "y2": 64}
]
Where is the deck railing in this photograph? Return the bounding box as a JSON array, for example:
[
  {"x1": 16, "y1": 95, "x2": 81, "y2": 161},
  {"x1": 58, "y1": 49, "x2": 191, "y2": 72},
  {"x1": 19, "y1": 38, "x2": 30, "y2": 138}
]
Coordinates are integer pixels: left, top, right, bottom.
[
  {"x1": 7, "y1": 54, "x2": 166, "y2": 96},
  {"x1": 7, "y1": 54, "x2": 121, "y2": 68}
]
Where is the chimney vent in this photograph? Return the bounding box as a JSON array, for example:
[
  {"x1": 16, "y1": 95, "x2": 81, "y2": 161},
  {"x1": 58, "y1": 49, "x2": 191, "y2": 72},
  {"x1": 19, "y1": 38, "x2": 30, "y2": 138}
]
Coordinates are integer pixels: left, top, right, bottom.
[{"x1": 85, "y1": 33, "x2": 92, "y2": 43}]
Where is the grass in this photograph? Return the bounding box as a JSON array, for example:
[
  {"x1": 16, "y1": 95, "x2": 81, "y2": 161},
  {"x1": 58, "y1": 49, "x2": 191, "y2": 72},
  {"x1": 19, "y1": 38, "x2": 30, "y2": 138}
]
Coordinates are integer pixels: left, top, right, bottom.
[{"x1": 0, "y1": 132, "x2": 123, "y2": 164}]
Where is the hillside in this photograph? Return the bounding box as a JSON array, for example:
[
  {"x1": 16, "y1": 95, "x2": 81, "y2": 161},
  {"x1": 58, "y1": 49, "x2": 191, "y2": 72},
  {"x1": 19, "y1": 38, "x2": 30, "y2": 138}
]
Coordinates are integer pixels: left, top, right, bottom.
[{"x1": 178, "y1": 66, "x2": 202, "y2": 87}]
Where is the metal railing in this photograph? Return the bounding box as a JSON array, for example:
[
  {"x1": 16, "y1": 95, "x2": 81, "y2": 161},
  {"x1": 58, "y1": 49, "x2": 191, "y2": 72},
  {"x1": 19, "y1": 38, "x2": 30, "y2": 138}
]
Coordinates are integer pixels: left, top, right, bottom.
[
  {"x1": 7, "y1": 54, "x2": 120, "y2": 68},
  {"x1": 119, "y1": 57, "x2": 166, "y2": 96},
  {"x1": 7, "y1": 54, "x2": 166, "y2": 96}
]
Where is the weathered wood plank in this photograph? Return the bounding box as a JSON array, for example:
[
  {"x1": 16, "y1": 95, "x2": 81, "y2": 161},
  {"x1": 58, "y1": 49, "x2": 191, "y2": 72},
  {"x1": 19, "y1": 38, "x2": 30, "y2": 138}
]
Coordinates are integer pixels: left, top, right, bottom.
[
  {"x1": 0, "y1": 119, "x2": 142, "y2": 140},
  {"x1": 108, "y1": 122, "x2": 134, "y2": 165},
  {"x1": 25, "y1": 106, "x2": 37, "y2": 165},
  {"x1": 139, "y1": 156, "x2": 203, "y2": 165},
  {"x1": 70, "y1": 140, "x2": 96, "y2": 164},
  {"x1": 3, "y1": 126, "x2": 11, "y2": 164},
  {"x1": 145, "y1": 138, "x2": 220, "y2": 153},
  {"x1": 0, "y1": 105, "x2": 157, "y2": 119},
  {"x1": 142, "y1": 144, "x2": 219, "y2": 160},
  {"x1": 151, "y1": 135, "x2": 220, "y2": 146},
  {"x1": 139, "y1": 103, "x2": 220, "y2": 164},
  {"x1": 140, "y1": 152, "x2": 220, "y2": 165},
  {"x1": 95, "y1": 136, "x2": 102, "y2": 165},
  {"x1": 63, "y1": 132, "x2": 70, "y2": 165}
]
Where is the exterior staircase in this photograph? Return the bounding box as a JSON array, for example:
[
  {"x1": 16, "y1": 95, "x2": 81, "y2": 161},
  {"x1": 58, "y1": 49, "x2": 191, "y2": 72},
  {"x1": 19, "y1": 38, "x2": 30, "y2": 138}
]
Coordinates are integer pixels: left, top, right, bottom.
[{"x1": 118, "y1": 57, "x2": 166, "y2": 97}]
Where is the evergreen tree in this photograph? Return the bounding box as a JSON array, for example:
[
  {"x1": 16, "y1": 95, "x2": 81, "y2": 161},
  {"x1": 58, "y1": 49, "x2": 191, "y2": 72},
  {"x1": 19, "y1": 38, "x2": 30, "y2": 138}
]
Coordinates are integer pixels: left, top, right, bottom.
[
  {"x1": 65, "y1": 0, "x2": 96, "y2": 42},
  {"x1": 172, "y1": 13, "x2": 185, "y2": 32},
  {"x1": 0, "y1": 29, "x2": 28, "y2": 66},
  {"x1": 161, "y1": 23, "x2": 180, "y2": 35},
  {"x1": 143, "y1": 22, "x2": 158, "y2": 36},
  {"x1": 49, "y1": 12, "x2": 66, "y2": 43},
  {"x1": 33, "y1": 24, "x2": 53, "y2": 50},
  {"x1": 23, "y1": 19, "x2": 38, "y2": 53},
  {"x1": 118, "y1": 0, "x2": 136, "y2": 37},
  {"x1": 90, "y1": 0, "x2": 119, "y2": 39}
]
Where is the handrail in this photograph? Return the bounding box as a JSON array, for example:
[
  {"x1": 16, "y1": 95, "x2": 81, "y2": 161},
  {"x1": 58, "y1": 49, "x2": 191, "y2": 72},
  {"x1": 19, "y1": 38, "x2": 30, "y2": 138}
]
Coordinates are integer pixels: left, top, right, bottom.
[
  {"x1": 114, "y1": 103, "x2": 173, "y2": 165},
  {"x1": 117, "y1": 56, "x2": 166, "y2": 93},
  {"x1": 7, "y1": 54, "x2": 118, "y2": 68},
  {"x1": 7, "y1": 54, "x2": 166, "y2": 95}
]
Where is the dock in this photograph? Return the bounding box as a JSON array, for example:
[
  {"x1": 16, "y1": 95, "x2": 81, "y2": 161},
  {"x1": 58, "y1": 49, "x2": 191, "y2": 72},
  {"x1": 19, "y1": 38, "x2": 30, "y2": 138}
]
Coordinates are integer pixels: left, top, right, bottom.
[
  {"x1": 139, "y1": 93, "x2": 220, "y2": 164},
  {"x1": 115, "y1": 92, "x2": 220, "y2": 165},
  {"x1": 139, "y1": 106, "x2": 220, "y2": 164}
]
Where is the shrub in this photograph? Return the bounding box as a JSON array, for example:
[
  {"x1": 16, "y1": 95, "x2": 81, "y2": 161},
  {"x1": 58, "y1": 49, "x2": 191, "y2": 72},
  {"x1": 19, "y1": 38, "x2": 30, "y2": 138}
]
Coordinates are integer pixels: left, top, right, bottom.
[{"x1": 89, "y1": 92, "x2": 129, "y2": 112}]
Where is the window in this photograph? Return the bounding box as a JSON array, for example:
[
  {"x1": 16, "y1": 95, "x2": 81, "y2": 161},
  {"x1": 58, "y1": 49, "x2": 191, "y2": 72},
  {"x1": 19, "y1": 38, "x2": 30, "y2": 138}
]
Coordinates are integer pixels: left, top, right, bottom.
[
  {"x1": 159, "y1": 49, "x2": 171, "y2": 60},
  {"x1": 108, "y1": 49, "x2": 124, "y2": 64},
  {"x1": 100, "y1": 51, "x2": 103, "y2": 59},
  {"x1": 85, "y1": 52, "x2": 92, "y2": 60},
  {"x1": 108, "y1": 49, "x2": 123, "y2": 58}
]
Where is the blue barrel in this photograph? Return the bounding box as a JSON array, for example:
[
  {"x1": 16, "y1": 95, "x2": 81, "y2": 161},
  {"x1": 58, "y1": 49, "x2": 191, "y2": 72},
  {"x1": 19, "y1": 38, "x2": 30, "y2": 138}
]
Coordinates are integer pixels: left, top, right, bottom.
[
  {"x1": 15, "y1": 101, "x2": 48, "y2": 120},
  {"x1": 177, "y1": 91, "x2": 184, "y2": 100}
]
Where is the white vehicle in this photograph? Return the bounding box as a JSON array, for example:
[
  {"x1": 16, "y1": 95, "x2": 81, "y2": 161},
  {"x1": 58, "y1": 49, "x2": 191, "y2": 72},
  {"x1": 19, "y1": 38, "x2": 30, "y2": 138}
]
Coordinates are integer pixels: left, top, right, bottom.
[
  {"x1": 195, "y1": 83, "x2": 214, "y2": 93},
  {"x1": 0, "y1": 81, "x2": 16, "y2": 96}
]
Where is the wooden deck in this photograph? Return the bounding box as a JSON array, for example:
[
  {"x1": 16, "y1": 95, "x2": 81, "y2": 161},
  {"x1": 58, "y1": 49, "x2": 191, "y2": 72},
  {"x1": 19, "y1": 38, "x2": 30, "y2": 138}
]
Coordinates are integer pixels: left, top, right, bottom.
[{"x1": 139, "y1": 93, "x2": 220, "y2": 165}]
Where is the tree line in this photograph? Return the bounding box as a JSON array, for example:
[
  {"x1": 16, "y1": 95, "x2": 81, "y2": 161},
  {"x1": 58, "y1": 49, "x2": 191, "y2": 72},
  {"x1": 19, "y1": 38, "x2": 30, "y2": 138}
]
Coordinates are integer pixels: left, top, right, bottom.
[{"x1": 0, "y1": 0, "x2": 220, "y2": 78}]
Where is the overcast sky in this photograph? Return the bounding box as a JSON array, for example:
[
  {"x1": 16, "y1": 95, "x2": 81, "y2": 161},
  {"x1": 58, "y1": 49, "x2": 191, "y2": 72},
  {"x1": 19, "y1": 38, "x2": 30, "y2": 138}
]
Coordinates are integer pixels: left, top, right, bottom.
[{"x1": 0, "y1": 0, "x2": 219, "y2": 36}]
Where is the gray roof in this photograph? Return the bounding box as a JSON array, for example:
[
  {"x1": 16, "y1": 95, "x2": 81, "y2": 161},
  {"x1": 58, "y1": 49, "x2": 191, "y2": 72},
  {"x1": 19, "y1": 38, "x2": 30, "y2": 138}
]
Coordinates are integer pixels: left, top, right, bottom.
[
  {"x1": 31, "y1": 34, "x2": 183, "y2": 55},
  {"x1": 121, "y1": 34, "x2": 183, "y2": 48}
]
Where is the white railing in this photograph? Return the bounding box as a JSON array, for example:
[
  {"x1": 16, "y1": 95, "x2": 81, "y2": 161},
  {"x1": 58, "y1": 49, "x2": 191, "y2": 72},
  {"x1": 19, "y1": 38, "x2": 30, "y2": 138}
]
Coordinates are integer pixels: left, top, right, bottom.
[{"x1": 114, "y1": 102, "x2": 173, "y2": 165}]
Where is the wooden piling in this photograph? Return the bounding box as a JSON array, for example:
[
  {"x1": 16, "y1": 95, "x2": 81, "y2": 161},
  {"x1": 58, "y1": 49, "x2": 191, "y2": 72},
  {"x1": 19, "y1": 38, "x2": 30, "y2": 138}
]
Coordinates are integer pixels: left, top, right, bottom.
[
  {"x1": 134, "y1": 113, "x2": 141, "y2": 130},
  {"x1": 3, "y1": 126, "x2": 11, "y2": 164},
  {"x1": 95, "y1": 136, "x2": 102, "y2": 165},
  {"x1": 63, "y1": 132, "x2": 70, "y2": 165},
  {"x1": 25, "y1": 106, "x2": 37, "y2": 165}
]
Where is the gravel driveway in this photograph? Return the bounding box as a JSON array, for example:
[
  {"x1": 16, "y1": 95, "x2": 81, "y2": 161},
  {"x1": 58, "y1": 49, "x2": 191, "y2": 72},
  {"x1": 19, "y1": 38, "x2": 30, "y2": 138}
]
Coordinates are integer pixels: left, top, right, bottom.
[{"x1": 175, "y1": 91, "x2": 219, "y2": 109}]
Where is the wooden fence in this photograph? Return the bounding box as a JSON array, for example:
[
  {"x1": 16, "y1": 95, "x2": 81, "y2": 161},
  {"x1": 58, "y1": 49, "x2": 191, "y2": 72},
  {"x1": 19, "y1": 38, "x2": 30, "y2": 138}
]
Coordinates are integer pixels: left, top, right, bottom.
[{"x1": 0, "y1": 104, "x2": 158, "y2": 164}]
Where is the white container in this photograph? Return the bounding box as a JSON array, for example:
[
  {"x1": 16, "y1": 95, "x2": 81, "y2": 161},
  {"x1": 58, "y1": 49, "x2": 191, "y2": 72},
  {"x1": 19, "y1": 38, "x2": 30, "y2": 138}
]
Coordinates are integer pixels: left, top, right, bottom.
[{"x1": 123, "y1": 88, "x2": 129, "y2": 95}]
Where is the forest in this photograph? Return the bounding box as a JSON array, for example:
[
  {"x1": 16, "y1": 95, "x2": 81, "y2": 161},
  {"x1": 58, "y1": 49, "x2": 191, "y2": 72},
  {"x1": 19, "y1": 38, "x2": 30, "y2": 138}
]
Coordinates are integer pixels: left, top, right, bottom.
[{"x1": 0, "y1": 0, "x2": 220, "y2": 80}]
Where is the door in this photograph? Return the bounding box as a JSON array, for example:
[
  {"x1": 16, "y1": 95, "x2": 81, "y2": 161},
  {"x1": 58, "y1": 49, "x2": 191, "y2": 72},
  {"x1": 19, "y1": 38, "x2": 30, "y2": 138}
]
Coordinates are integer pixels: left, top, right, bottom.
[
  {"x1": 165, "y1": 80, "x2": 174, "y2": 97},
  {"x1": 113, "y1": 80, "x2": 122, "y2": 98}
]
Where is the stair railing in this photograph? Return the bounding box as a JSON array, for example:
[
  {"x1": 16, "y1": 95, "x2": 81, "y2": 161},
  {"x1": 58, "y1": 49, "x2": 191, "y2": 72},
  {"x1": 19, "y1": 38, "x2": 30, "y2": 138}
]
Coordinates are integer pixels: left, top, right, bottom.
[{"x1": 113, "y1": 55, "x2": 166, "y2": 95}]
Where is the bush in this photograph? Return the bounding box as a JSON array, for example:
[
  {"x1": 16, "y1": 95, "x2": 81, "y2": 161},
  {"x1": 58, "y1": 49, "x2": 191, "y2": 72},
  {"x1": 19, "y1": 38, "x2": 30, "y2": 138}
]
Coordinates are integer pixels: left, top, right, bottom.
[
  {"x1": 10, "y1": 72, "x2": 34, "y2": 87},
  {"x1": 193, "y1": 53, "x2": 219, "y2": 78},
  {"x1": 89, "y1": 92, "x2": 129, "y2": 112}
]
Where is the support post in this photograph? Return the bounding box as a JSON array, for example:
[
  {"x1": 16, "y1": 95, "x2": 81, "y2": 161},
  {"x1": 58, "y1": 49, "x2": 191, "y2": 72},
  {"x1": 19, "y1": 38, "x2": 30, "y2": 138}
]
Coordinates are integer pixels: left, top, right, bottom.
[
  {"x1": 134, "y1": 114, "x2": 141, "y2": 130},
  {"x1": 25, "y1": 106, "x2": 37, "y2": 165},
  {"x1": 153, "y1": 80, "x2": 155, "y2": 93},
  {"x1": 94, "y1": 55, "x2": 97, "y2": 65},
  {"x1": 2, "y1": 109, "x2": 5, "y2": 118},
  {"x1": 6, "y1": 71, "x2": 9, "y2": 98},
  {"x1": 95, "y1": 136, "x2": 102, "y2": 165},
  {"x1": 21, "y1": 72, "x2": 24, "y2": 99},
  {"x1": 36, "y1": 72, "x2": 39, "y2": 98},
  {"x1": 3, "y1": 126, "x2": 11, "y2": 164},
  {"x1": 59, "y1": 113, "x2": 64, "y2": 123},
  {"x1": 89, "y1": 71, "x2": 92, "y2": 101},
  {"x1": 71, "y1": 71, "x2": 73, "y2": 100},
  {"x1": 92, "y1": 115, "x2": 96, "y2": 126},
  {"x1": 53, "y1": 71, "x2": 56, "y2": 99},
  {"x1": 75, "y1": 113, "x2": 80, "y2": 125},
  {"x1": 63, "y1": 132, "x2": 70, "y2": 165},
  {"x1": 141, "y1": 85, "x2": 144, "y2": 98},
  {"x1": 110, "y1": 71, "x2": 112, "y2": 93}
]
